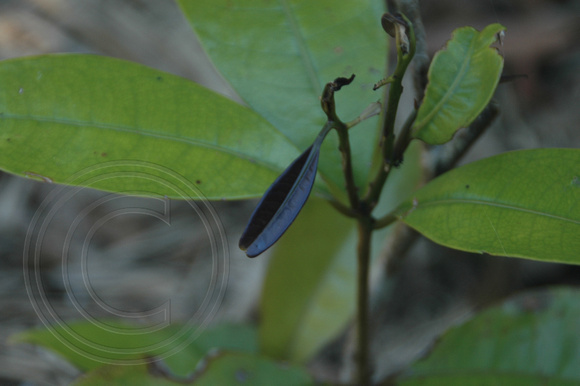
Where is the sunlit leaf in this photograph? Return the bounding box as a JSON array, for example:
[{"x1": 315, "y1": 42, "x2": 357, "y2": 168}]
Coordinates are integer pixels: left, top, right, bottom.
[
  {"x1": 0, "y1": 54, "x2": 299, "y2": 199},
  {"x1": 395, "y1": 148, "x2": 580, "y2": 264},
  {"x1": 399, "y1": 287, "x2": 580, "y2": 385},
  {"x1": 412, "y1": 23, "x2": 505, "y2": 145}
]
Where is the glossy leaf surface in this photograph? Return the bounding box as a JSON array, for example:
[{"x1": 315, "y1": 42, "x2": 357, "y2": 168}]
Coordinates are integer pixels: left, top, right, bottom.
[
  {"x1": 260, "y1": 143, "x2": 423, "y2": 362},
  {"x1": 240, "y1": 126, "x2": 329, "y2": 257},
  {"x1": 177, "y1": 0, "x2": 386, "y2": 195},
  {"x1": 75, "y1": 352, "x2": 313, "y2": 386},
  {"x1": 412, "y1": 23, "x2": 505, "y2": 145},
  {"x1": 0, "y1": 54, "x2": 299, "y2": 199},
  {"x1": 12, "y1": 321, "x2": 257, "y2": 376},
  {"x1": 395, "y1": 149, "x2": 580, "y2": 264},
  {"x1": 399, "y1": 287, "x2": 580, "y2": 385}
]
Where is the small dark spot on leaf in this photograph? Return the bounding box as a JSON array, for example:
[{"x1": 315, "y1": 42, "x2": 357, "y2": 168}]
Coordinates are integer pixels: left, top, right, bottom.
[
  {"x1": 157, "y1": 76, "x2": 163, "y2": 81},
  {"x1": 6, "y1": 138, "x2": 10, "y2": 142},
  {"x1": 513, "y1": 292, "x2": 552, "y2": 313},
  {"x1": 235, "y1": 369, "x2": 250, "y2": 382},
  {"x1": 101, "y1": 152, "x2": 107, "y2": 157},
  {"x1": 465, "y1": 184, "x2": 470, "y2": 189},
  {"x1": 277, "y1": 362, "x2": 291, "y2": 370},
  {"x1": 334, "y1": 46, "x2": 343, "y2": 54},
  {"x1": 196, "y1": 180, "x2": 201, "y2": 184}
]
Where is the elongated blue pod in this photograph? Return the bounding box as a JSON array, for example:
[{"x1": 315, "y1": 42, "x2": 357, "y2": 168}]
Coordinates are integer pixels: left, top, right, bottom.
[{"x1": 239, "y1": 124, "x2": 331, "y2": 257}]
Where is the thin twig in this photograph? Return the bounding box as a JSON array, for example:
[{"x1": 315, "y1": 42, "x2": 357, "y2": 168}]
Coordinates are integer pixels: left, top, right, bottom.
[
  {"x1": 363, "y1": 16, "x2": 416, "y2": 209},
  {"x1": 335, "y1": 121, "x2": 361, "y2": 211},
  {"x1": 355, "y1": 217, "x2": 373, "y2": 385},
  {"x1": 327, "y1": 198, "x2": 359, "y2": 219},
  {"x1": 397, "y1": 0, "x2": 429, "y2": 102},
  {"x1": 432, "y1": 102, "x2": 500, "y2": 176},
  {"x1": 320, "y1": 76, "x2": 361, "y2": 211},
  {"x1": 373, "y1": 211, "x2": 398, "y2": 230}
]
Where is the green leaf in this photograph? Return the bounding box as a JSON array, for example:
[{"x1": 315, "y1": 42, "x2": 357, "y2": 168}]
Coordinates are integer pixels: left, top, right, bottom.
[
  {"x1": 412, "y1": 23, "x2": 505, "y2": 145},
  {"x1": 177, "y1": 0, "x2": 386, "y2": 197},
  {"x1": 260, "y1": 143, "x2": 423, "y2": 362},
  {"x1": 74, "y1": 364, "x2": 178, "y2": 386},
  {"x1": 75, "y1": 352, "x2": 314, "y2": 386},
  {"x1": 259, "y1": 196, "x2": 353, "y2": 361},
  {"x1": 180, "y1": 352, "x2": 314, "y2": 386},
  {"x1": 399, "y1": 287, "x2": 580, "y2": 385},
  {"x1": 11, "y1": 320, "x2": 257, "y2": 376},
  {"x1": 0, "y1": 54, "x2": 300, "y2": 199},
  {"x1": 395, "y1": 148, "x2": 580, "y2": 264}
]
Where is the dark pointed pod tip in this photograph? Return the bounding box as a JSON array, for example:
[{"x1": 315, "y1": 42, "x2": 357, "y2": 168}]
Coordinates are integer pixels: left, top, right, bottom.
[
  {"x1": 331, "y1": 74, "x2": 355, "y2": 92},
  {"x1": 321, "y1": 74, "x2": 355, "y2": 121}
]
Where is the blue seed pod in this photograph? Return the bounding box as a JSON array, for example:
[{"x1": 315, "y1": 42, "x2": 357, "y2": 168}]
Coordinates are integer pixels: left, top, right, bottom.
[{"x1": 239, "y1": 125, "x2": 330, "y2": 257}]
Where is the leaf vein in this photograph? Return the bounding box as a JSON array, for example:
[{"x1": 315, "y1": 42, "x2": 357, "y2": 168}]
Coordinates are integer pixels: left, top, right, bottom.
[
  {"x1": 280, "y1": 0, "x2": 320, "y2": 95},
  {"x1": 2, "y1": 113, "x2": 283, "y2": 172},
  {"x1": 418, "y1": 198, "x2": 580, "y2": 225},
  {"x1": 415, "y1": 34, "x2": 476, "y2": 131}
]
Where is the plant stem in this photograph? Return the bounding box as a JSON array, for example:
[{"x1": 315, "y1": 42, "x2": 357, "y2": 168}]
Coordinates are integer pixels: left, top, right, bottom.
[
  {"x1": 373, "y1": 210, "x2": 398, "y2": 229},
  {"x1": 327, "y1": 198, "x2": 359, "y2": 219},
  {"x1": 391, "y1": 107, "x2": 417, "y2": 165},
  {"x1": 333, "y1": 99, "x2": 373, "y2": 386},
  {"x1": 324, "y1": 15, "x2": 418, "y2": 385},
  {"x1": 363, "y1": 15, "x2": 416, "y2": 210},
  {"x1": 355, "y1": 216, "x2": 373, "y2": 385},
  {"x1": 334, "y1": 121, "x2": 360, "y2": 210},
  {"x1": 432, "y1": 102, "x2": 499, "y2": 175}
]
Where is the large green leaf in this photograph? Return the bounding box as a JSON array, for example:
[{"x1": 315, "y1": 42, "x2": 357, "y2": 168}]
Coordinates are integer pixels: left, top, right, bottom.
[
  {"x1": 412, "y1": 23, "x2": 505, "y2": 145},
  {"x1": 74, "y1": 364, "x2": 177, "y2": 386},
  {"x1": 260, "y1": 143, "x2": 423, "y2": 362},
  {"x1": 399, "y1": 287, "x2": 580, "y2": 385},
  {"x1": 75, "y1": 352, "x2": 313, "y2": 386},
  {"x1": 12, "y1": 321, "x2": 257, "y2": 377},
  {"x1": 0, "y1": 54, "x2": 300, "y2": 199},
  {"x1": 177, "y1": 0, "x2": 386, "y2": 197},
  {"x1": 395, "y1": 148, "x2": 580, "y2": 264}
]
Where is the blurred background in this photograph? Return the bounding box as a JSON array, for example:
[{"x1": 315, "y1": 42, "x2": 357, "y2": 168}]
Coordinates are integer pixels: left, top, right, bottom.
[{"x1": 0, "y1": 0, "x2": 578, "y2": 384}]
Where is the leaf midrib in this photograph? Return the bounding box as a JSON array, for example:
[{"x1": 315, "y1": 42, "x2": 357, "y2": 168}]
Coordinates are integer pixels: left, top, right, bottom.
[
  {"x1": 409, "y1": 198, "x2": 580, "y2": 225},
  {"x1": 404, "y1": 368, "x2": 578, "y2": 383},
  {"x1": 280, "y1": 0, "x2": 320, "y2": 96},
  {"x1": 1, "y1": 113, "x2": 285, "y2": 172},
  {"x1": 415, "y1": 33, "x2": 477, "y2": 131}
]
